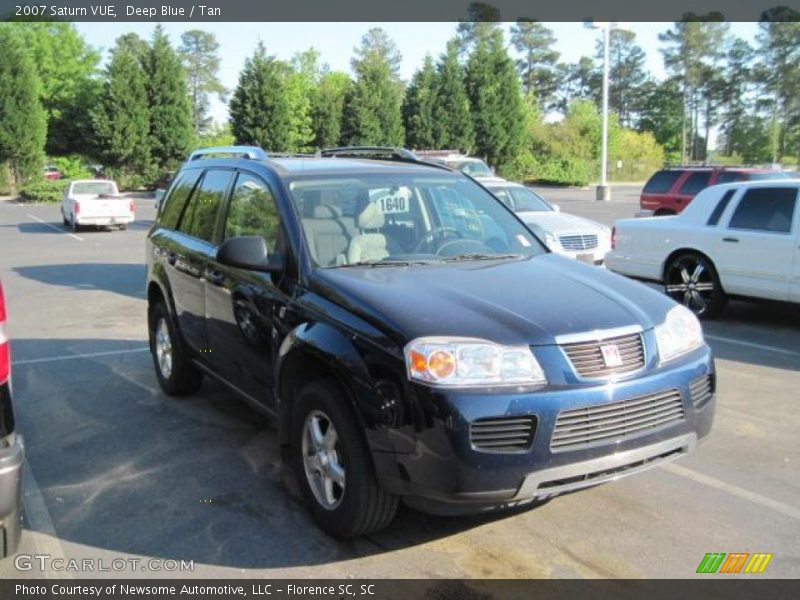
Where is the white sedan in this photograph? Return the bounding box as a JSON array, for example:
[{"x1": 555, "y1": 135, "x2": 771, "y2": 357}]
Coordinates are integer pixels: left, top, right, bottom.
[
  {"x1": 61, "y1": 179, "x2": 134, "y2": 232},
  {"x1": 606, "y1": 179, "x2": 800, "y2": 317},
  {"x1": 484, "y1": 181, "x2": 612, "y2": 265}
]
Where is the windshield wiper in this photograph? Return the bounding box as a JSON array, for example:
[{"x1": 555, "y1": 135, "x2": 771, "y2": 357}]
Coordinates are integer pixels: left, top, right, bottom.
[
  {"x1": 440, "y1": 253, "x2": 523, "y2": 262},
  {"x1": 329, "y1": 259, "x2": 440, "y2": 269}
]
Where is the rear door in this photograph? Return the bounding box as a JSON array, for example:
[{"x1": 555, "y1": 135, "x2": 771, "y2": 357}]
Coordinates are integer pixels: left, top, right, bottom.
[
  {"x1": 640, "y1": 170, "x2": 682, "y2": 213},
  {"x1": 168, "y1": 169, "x2": 234, "y2": 351},
  {"x1": 204, "y1": 170, "x2": 290, "y2": 405},
  {"x1": 713, "y1": 186, "x2": 797, "y2": 301},
  {"x1": 673, "y1": 170, "x2": 711, "y2": 213}
]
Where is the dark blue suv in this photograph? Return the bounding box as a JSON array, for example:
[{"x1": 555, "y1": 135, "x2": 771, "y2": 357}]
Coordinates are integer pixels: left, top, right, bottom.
[{"x1": 146, "y1": 146, "x2": 715, "y2": 537}]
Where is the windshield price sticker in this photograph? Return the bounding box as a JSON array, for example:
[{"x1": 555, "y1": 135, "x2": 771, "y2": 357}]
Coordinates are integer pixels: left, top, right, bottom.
[{"x1": 372, "y1": 189, "x2": 410, "y2": 214}]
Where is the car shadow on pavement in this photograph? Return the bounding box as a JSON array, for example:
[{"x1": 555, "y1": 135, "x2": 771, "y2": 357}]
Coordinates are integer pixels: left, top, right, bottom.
[
  {"x1": 12, "y1": 338, "x2": 532, "y2": 571},
  {"x1": 14, "y1": 263, "x2": 146, "y2": 300}
]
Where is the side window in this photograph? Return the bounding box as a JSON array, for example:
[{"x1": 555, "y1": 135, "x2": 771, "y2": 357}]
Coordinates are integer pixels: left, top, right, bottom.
[
  {"x1": 717, "y1": 172, "x2": 744, "y2": 185},
  {"x1": 728, "y1": 187, "x2": 797, "y2": 234},
  {"x1": 706, "y1": 189, "x2": 736, "y2": 226},
  {"x1": 679, "y1": 172, "x2": 711, "y2": 195},
  {"x1": 178, "y1": 169, "x2": 232, "y2": 243},
  {"x1": 159, "y1": 169, "x2": 202, "y2": 229},
  {"x1": 224, "y1": 173, "x2": 281, "y2": 253},
  {"x1": 643, "y1": 170, "x2": 681, "y2": 194}
]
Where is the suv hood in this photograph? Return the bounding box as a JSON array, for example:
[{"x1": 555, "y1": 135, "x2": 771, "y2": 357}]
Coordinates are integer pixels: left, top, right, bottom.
[{"x1": 311, "y1": 254, "x2": 674, "y2": 347}]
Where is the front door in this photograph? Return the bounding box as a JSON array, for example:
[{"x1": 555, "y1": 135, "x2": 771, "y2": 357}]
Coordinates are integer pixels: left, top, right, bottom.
[{"x1": 204, "y1": 171, "x2": 290, "y2": 406}]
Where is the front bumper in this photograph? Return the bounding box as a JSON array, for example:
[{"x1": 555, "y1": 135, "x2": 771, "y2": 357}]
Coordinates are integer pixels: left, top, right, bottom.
[
  {"x1": 0, "y1": 433, "x2": 24, "y2": 557},
  {"x1": 387, "y1": 345, "x2": 714, "y2": 514}
]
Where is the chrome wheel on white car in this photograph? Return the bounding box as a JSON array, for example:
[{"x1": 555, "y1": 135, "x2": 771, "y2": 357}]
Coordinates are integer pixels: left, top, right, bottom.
[
  {"x1": 301, "y1": 410, "x2": 345, "y2": 510},
  {"x1": 665, "y1": 253, "x2": 726, "y2": 318}
]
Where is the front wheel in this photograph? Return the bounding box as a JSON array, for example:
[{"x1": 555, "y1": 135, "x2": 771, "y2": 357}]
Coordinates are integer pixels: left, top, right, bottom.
[
  {"x1": 291, "y1": 378, "x2": 398, "y2": 538},
  {"x1": 665, "y1": 253, "x2": 726, "y2": 318},
  {"x1": 148, "y1": 301, "x2": 203, "y2": 395}
]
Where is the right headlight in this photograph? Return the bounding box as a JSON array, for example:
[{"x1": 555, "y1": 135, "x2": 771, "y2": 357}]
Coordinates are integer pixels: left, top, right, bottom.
[
  {"x1": 405, "y1": 337, "x2": 547, "y2": 387},
  {"x1": 654, "y1": 305, "x2": 704, "y2": 364}
]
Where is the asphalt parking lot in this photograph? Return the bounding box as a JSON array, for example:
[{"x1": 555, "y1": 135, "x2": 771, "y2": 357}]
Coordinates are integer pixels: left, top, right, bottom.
[{"x1": 0, "y1": 186, "x2": 798, "y2": 579}]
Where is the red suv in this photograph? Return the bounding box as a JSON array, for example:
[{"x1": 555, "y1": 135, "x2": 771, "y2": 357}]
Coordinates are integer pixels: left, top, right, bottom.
[{"x1": 640, "y1": 167, "x2": 791, "y2": 216}]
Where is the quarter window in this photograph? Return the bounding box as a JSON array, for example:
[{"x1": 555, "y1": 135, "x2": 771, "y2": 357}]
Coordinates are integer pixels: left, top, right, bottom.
[
  {"x1": 706, "y1": 190, "x2": 736, "y2": 226},
  {"x1": 159, "y1": 169, "x2": 202, "y2": 230},
  {"x1": 679, "y1": 172, "x2": 711, "y2": 195},
  {"x1": 728, "y1": 188, "x2": 797, "y2": 233},
  {"x1": 224, "y1": 173, "x2": 281, "y2": 253},
  {"x1": 178, "y1": 169, "x2": 232, "y2": 243}
]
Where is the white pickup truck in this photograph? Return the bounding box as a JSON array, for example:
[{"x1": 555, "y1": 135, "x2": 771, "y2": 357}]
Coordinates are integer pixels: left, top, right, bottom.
[{"x1": 60, "y1": 180, "x2": 135, "y2": 232}]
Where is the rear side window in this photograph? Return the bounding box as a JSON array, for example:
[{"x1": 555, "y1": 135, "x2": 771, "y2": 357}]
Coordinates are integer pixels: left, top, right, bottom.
[
  {"x1": 643, "y1": 170, "x2": 681, "y2": 194},
  {"x1": 717, "y1": 172, "x2": 745, "y2": 184},
  {"x1": 679, "y1": 172, "x2": 711, "y2": 195},
  {"x1": 178, "y1": 169, "x2": 233, "y2": 243},
  {"x1": 706, "y1": 189, "x2": 736, "y2": 226},
  {"x1": 159, "y1": 169, "x2": 201, "y2": 229},
  {"x1": 728, "y1": 187, "x2": 797, "y2": 233},
  {"x1": 224, "y1": 173, "x2": 281, "y2": 253}
]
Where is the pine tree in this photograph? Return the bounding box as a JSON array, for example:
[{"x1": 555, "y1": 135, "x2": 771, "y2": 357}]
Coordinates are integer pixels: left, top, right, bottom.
[
  {"x1": 229, "y1": 42, "x2": 312, "y2": 152},
  {"x1": 0, "y1": 28, "x2": 46, "y2": 185},
  {"x1": 510, "y1": 20, "x2": 560, "y2": 110},
  {"x1": 179, "y1": 29, "x2": 227, "y2": 135},
  {"x1": 312, "y1": 71, "x2": 350, "y2": 148},
  {"x1": 596, "y1": 30, "x2": 648, "y2": 127},
  {"x1": 147, "y1": 26, "x2": 194, "y2": 170},
  {"x1": 465, "y1": 30, "x2": 525, "y2": 168},
  {"x1": 403, "y1": 56, "x2": 437, "y2": 150},
  {"x1": 432, "y1": 40, "x2": 474, "y2": 152},
  {"x1": 341, "y1": 28, "x2": 404, "y2": 146},
  {"x1": 91, "y1": 35, "x2": 152, "y2": 178}
]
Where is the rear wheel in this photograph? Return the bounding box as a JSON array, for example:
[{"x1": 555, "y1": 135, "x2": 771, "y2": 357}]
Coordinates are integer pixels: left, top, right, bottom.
[
  {"x1": 148, "y1": 300, "x2": 203, "y2": 395},
  {"x1": 665, "y1": 253, "x2": 726, "y2": 318},
  {"x1": 71, "y1": 215, "x2": 81, "y2": 233},
  {"x1": 291, "y1": 378, "x2": 398, "y2": 538}
]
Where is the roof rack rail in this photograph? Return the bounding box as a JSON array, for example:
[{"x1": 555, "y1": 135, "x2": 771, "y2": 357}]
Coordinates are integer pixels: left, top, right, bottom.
[
  {"x1": 317, "y1": 146, "x2": 418, "y2": 160},
  {"x1": 188, "y1": 146, "x2": 268, "y2": 161}
]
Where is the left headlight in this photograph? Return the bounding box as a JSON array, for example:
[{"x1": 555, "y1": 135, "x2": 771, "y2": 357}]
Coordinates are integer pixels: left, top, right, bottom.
[
  {"x1": 655, "y1": 305, "x2": 704, "y2": 364},
  {"x1": 405, "y1": 337, "x2": 547, "y2": 387}
]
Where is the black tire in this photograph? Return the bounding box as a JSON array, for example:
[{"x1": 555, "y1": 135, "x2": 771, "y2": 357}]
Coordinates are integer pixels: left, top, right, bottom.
[
  {"x1": 119, "y1": 224, "x2": 128, "y2": 231},
  {"x1": 654, "y1": 209, "x2": 676, "y2": 217},
  {"x1": 61, "y1": 210, "x2": 68, "y2": 226},
  {"x1": 148, "y1": 300, "x2": 203, "y2": 395},
  {"x1": 664, "y1": 252, "x2": 727, "y2": 318},
  {"x1": 291, "y1": 378, "x2": 398, "y2": 538},
  {"x1": 71, "y1": 216, "x2": 81, "y2": 232}
]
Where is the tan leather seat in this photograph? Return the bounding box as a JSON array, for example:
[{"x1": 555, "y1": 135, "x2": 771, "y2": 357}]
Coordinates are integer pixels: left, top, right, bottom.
[{"x1": 348, "y1": 202, "x2": 389, "y2": 263}]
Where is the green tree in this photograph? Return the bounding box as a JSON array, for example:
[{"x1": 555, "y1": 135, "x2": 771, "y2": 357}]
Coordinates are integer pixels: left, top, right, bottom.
[
  {"x1": 554, "y1": 57, "x2": 600, "y2": 113},
  {"x1": 179, "y1": 29, "x2": 227, "y2": 135},
  {"x1": 403, "y1": 56, "x2": 437, "y2": 149},
  {"x1": 455, "y1": 2, "x2": 502, "y2": 56},
  {"x1": 229, "y1": 42, "x2": 312, "y2": 152},
  {"x1": 431, "y1": 40, "x2": 474, "y2": 152},
  {"x1": 0, "y1": 29, "x2": 46, "y2": 186},
  {"x1": 91, "y1": 35, "x2": 152, "y2": 179},
  {"x1": 595, "y1": 29, "x2": 648, "y2": 127},
  {"x1": 637, "y1": 78, "x2": 684, "y2": 161},
  {"x1": 147, "y1": 26, "x2": 194, "y2": 169},
  {"x1": 341, "y1": 28, "x2": 404, "y2": 146},
  {"x1": 3, "y1": 22, "x2": 100, "y2": 156},
  {"x1": 465, "y1": 30, "x2": 525, "y2": 167},
  {"x1": 717, "y1": 38, "x2": 755, "y2": 157},
  {"x1": 510, "y1": 20, "x2": 560, "y2": 109},
  {"x1": 312, "y1": 71, "x2": 350, "y2": 148}
]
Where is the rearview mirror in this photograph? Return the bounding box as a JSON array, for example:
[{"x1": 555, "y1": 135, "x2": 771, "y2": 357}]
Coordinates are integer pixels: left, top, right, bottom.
[{"x1": 217, "y1": 236, "x2": 282, "y2": 272}]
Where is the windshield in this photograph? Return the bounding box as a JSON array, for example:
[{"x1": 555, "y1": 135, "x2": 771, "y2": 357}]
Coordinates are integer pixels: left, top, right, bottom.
[
  {"x1": 72, "y1": 181, "x2": 117, "y2": 195},
  {"x1": 452, "y1": 160, "x2": 493, "y2": 178},
  {"x1": 289, "y1": 173, "x2": 545, "y2": 268},
  {"x1": 490, "y1": 186, "x2": 552, "y2": 213}
]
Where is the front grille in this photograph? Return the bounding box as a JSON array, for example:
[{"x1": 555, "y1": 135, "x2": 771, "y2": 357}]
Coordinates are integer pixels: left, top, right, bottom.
[
  {"x1": 562, "y1": 332, "x2": 645, "y2": 379},
  {"x1": 551, "y1": 389, "x2": 685, "y2": 451},
  {"x1": 470, "y1": 416, "x2": 536, "y2": 452},
  {"x1": 689, "y1": 374, "x2": 714, "y2": 409},
  {"x1": 559, "y1": 234, "x2": 599, "y2": 251}
]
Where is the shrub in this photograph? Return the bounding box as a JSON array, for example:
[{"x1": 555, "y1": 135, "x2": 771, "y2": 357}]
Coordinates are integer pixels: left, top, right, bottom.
[
  {"x1": 19, "y1": 178, "x2": 69, "y2": 203},
  {"x1": 0, "y1": 161, "x2": 12, "y2": 196},
  {"x1": 50, "y1": 155, "x2": 93, "y2": 180}
]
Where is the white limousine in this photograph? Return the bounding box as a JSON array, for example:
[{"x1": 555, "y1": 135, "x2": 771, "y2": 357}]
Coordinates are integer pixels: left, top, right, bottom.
[{"x1": 606, "y1": 179, "x2": 800, "y2": 317}]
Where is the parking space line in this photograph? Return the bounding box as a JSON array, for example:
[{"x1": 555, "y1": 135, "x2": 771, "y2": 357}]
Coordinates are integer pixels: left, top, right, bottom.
[
  {"x1": 12, "y1": 347, "x2": 149, "y2": 366},
  {"x1": 662, "y1": 463, "x2": 800, "y2": 521},
  {"x1": 27, "y1": 214, "x2": 83, "y2": 242},
  {"x1": 706, "y1": 334, "x2": 800, "y2": 358}
]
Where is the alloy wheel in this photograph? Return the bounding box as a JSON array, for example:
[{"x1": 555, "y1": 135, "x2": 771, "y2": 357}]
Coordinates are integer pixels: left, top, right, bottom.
[
  {"x1": 301, "y1": 410, "x2": 345, "y2": 510},
  {"x1": 665, "y1": 257, "x2": 715, "y2": 315},
  {"x1": 155, "y1": 318, "x2": 173, "y2": 379}
]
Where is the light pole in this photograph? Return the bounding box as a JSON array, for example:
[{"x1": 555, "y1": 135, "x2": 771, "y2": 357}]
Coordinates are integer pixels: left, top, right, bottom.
[{"x1": 585, "y1": 21, "x2": 628, "y2": 201}]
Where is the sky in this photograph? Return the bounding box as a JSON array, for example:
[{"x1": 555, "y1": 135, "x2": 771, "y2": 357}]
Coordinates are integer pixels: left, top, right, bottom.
[{"x1": 74, "y1": 21, "x2": 760, "y2": 125}]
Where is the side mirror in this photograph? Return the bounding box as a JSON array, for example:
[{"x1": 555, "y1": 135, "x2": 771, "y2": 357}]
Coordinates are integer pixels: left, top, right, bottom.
[
  {"x1": 552, "y1": 203, "x2": 561, "y2": 212},
  {"x1": 217, "y1": 236, "x2": 282, "y2": 272}
]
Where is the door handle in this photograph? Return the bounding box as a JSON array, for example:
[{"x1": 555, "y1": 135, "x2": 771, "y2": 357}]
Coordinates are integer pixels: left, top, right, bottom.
[
  {"x1": 206, "y1": 270, "x2": 225, "y2": 286},
  {"x1": 167, "y1": 251, "x2": 177, "y2": 265},
  {"x1": 722, "y1": 237, "x2": 739, "y2": 243}
]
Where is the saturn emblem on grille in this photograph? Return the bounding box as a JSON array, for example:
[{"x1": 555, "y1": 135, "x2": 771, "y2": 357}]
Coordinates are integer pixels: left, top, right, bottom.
[{"x1": 600, "y1": 344, "x2": 623, "y2": 367}]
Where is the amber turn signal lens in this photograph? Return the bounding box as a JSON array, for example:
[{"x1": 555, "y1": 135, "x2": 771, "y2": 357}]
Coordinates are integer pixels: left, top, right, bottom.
[{"x1": 409, "y1": 349, "x2": 427, "y2": 373}]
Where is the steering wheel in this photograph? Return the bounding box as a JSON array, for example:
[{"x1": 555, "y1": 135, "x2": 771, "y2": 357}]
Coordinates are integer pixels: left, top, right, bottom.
[
  {"x1": 435, "y1": 238, "x2": 493, "y2": 257},
  {"x1": 413, "y1": 226, "x2": 464, "y2": 254}
]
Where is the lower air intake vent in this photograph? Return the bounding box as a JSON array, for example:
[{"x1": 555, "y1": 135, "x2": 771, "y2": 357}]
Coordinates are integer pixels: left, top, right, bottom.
[
  {"x1": 689, "y1": 374, "x2": 714, "y2": 409},
  {"x1": 470, "y1": 416, "x2": 536, "y2": 452}
]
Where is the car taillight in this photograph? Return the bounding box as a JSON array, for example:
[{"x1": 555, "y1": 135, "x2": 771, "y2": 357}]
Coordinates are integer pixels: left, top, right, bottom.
[
  {"x1": 129, "y1": 200, "x2": 135, "y2": 214},
  {"x1": 75, "y1": 201, "x2": 80, "y2": 215},
  {"x1": 611, "y1": 226, "x2": 616, "y2": 250},
  {"x1": 0, "y1": 281, "x2": 9, "y2": 384}
]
